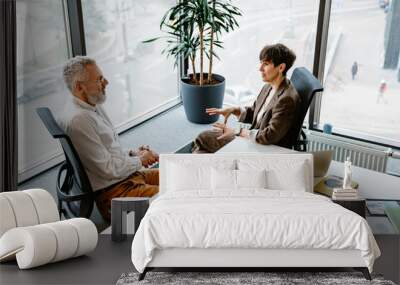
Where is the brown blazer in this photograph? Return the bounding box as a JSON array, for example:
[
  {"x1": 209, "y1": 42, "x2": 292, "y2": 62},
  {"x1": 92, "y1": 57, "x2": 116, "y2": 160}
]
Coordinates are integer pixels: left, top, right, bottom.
[{"x1": 239, "y1": 78, "x2": 301, "y2": 148}]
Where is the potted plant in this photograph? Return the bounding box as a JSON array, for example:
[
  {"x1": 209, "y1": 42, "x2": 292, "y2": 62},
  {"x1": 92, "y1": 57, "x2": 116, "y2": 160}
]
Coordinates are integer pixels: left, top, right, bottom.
[{"x1": 144, "y1": 0, "x2": 241, "y2": 123}]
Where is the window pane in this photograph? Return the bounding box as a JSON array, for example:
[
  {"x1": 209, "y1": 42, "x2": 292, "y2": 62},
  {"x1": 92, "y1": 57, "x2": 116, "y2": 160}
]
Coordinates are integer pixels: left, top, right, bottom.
[
  {"x1": 320, "y1": 1, "x2": 400, "y2": 146},
  {"x1": 17, "y1": 0, "x2": 70, "y2": 180},
  {"x1": 212, "y1": 0, "x2": 319, "y2": 107},
  {"x1": 81, "y1": 0, "x2": 179, "y2": 129}
]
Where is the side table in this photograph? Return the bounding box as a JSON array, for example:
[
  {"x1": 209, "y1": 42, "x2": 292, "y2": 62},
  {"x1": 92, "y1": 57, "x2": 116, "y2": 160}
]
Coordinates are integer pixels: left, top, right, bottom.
[
  {"x1": 332, "y1": 198, "x2": 366, "y2": 218},
  {"x1": 111, "y1": 197, "x2": 150, "y2": 242}
]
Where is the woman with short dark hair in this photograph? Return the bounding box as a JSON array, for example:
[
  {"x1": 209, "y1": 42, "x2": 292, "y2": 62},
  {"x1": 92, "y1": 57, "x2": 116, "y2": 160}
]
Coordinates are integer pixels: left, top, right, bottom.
[{"x1": 192, "y1": 43, "x2": 301, "y2": 153}]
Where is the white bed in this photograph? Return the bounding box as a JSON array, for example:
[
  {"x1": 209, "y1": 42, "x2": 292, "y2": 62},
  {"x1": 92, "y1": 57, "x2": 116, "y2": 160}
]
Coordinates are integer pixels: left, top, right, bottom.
[{"x1": 131, "y1": 154, "x2": 380, "y2": 280}]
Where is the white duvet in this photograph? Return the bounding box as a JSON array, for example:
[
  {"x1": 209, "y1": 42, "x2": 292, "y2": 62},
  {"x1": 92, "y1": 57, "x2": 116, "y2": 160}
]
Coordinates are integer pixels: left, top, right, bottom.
[{"x1": 131, "y1": 190, "x2": 380, "y2": 273}]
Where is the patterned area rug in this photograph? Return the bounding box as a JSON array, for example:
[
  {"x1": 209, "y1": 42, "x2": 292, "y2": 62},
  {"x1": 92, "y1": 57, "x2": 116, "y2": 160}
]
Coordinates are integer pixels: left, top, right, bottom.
[{"x1": 116, "y1": 271, "x2": 395, "y2": 285}]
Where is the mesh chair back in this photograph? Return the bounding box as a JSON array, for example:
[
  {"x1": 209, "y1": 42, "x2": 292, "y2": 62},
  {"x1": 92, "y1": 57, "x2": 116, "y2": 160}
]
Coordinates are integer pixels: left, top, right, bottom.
[
  {"x1": 289, "y1": 67, "x2": 323, "y2": 149},
  {"x1": 36, "y1": 107, "x2": 94, "y2": 218}
]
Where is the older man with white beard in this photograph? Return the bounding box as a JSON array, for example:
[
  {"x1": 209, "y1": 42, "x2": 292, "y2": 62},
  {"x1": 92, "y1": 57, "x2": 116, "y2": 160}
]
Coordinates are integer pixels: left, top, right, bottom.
[{"x1": 60, "y1": 56, "x2": 159, "y2": 221}]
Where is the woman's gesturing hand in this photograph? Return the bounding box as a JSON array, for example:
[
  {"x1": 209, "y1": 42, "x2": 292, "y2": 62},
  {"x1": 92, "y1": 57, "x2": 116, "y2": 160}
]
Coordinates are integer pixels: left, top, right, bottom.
[{"x1": 206, "y1": 108, "x2": 232, "y2": 124}]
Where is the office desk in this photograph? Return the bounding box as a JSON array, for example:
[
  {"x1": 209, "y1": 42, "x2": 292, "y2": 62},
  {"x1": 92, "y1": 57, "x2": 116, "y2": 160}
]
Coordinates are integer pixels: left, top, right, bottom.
[{"x1": 218, "y1": 137, "x2": 295, "y2": 154}]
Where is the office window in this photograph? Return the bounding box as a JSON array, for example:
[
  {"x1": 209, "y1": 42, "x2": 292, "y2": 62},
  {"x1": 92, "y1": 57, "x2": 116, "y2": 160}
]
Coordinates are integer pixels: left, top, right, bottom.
[
  {"x1": 16, "y1": 0, "x2": 70, "y2": 181},
  {"x1": 319, "y1": 0, "x2": 400, "y2": 146},
  {"x1": 211, "y1": 0, "x2": 319, "y2": 106},
  {"x1": 81, "y1": 0, "x2": 179, "y2": 131}
]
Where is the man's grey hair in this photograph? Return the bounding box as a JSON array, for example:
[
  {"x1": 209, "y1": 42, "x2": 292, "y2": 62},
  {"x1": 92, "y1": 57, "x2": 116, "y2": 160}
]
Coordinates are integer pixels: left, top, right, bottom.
[{"x1": 63, "y1": 56, "x2": 96, "y2": 93}]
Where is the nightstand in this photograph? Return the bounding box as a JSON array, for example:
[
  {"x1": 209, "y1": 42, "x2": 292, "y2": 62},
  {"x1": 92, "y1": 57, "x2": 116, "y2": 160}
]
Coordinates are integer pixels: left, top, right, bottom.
[
  {"x1": 111, "y1": 197, "x2": 150, "y2": 242},
  {"x1": 332, "y1": 198, "x2": 366, "y2": 218}
]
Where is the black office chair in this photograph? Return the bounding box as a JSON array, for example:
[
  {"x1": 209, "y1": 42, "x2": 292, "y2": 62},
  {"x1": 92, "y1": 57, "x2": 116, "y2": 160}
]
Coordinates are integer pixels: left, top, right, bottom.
[
  {"x1": 289, "y1": 67, "x2": 324, "y2": 151},
  {"x1": 36, "y1": 107, "x2": 95, "y2": 219}
]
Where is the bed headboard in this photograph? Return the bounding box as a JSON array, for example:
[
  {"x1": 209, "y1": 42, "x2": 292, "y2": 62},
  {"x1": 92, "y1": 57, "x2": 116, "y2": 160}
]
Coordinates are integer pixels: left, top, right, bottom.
[{"x1": 159, "y1": 153, "x2": 314, "y2": 194}]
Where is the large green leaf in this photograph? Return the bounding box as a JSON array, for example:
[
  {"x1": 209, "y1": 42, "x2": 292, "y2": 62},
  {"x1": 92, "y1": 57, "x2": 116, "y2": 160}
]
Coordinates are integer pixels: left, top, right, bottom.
[{"x1": 143, "y1": 0, "x2": 242, "y2": 75}]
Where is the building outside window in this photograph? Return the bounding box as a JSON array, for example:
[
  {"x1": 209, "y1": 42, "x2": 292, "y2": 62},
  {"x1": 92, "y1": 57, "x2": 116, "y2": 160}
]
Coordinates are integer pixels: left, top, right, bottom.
[{"x1": 319, "y1": 0, "x2": 400, "y2": 147}]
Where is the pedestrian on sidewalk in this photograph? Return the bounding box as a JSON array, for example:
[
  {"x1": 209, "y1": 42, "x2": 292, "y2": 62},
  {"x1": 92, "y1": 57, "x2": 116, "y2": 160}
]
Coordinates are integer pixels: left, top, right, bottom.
[
  {"x1": 351, "y1": 61, "x2": 358, "y2": 80},
  {"x1": 377, "y1": 79, "x2": 388, "y2": 104}
]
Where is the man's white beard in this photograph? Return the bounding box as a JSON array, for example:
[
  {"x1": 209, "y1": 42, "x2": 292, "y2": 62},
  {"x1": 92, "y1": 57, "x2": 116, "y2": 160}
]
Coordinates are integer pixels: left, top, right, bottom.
[{"x1": 87, "y1": 92, "x2": 106, "y2": 105}]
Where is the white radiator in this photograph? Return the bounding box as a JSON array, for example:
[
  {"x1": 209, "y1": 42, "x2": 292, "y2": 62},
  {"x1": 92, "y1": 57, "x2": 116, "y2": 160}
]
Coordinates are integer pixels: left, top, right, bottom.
[{"x1": 306, "y1": 131, "x2": 393, "y2": 173}]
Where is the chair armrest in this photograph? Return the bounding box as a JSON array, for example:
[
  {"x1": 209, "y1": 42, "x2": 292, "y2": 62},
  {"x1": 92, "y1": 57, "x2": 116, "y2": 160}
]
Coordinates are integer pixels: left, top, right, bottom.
[{"x1": 293, "y1": 129, "x2": 308, "y2": 151}]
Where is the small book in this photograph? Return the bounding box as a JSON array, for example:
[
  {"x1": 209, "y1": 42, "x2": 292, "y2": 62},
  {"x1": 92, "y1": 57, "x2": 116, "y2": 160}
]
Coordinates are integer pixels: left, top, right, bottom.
[
  {"x1": 332, "y1": 196, "x2": 360, "y2": 201},
  {"x1": 332, "y1": 187, "x2": 359, "y2": 199},
  {"x1": 333, "y1": 193, "x2": 359, "y2": 197},
  {"x1": 333, "y1": 192, "x2": 358, "y2": 196},
  {"x1": 333, "y1": 188, "x2": 358, "y2": 194}
]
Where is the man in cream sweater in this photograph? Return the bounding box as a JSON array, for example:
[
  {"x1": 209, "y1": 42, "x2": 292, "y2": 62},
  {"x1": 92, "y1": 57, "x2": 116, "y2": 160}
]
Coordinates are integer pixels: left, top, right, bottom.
[{"x1": 61, "y1": 56, "x2": 158, "y2": 221}]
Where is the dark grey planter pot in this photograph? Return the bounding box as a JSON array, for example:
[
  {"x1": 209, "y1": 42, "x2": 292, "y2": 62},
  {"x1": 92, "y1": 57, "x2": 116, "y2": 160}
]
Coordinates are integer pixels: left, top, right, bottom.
[{"x1": 181, "y1": 73, "x2": 225, "y2": 124}]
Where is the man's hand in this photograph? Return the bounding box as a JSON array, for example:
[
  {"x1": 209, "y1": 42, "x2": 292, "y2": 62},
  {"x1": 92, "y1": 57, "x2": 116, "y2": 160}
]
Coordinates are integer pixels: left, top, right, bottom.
[
  {"x1": 206, "y1": 107, "x2": 236, "y2": 124},
  {"x1": 139, "y1": 148, "x2": 159, "y2": 161},
  {"x1": 139, "y1": 150, "x2": 158, "y2": 168},
  {"x1": 130, "y1": 145, "x2": 159, "y2": 159},
  {"x1": 129, "y1": 147, "x2": 150, "y2": 156},
  {"x1": 138, "y1": 145, "x2": 150, "y2": 151},
  {"x1": 213, "y1": 122, "x2": 235, "y2": 140}
]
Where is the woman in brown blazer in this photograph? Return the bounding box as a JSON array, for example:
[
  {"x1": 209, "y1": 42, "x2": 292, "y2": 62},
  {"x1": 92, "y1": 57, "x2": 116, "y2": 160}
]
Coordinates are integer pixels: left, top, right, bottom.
[{"x1": 192, "y1": 43, "x2": 300, "y2": 153}]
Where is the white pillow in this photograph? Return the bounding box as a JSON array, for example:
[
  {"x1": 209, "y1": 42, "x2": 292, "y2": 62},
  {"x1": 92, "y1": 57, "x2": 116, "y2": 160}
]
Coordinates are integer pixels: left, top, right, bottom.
[
  {"x1": 266, "y1": 162, "x2": 307, "y2": 191},
  {"x1": 237, "y1": 159, "x2": 309, "y2": 191},
  {"x1": 236, "y1": 169, "x2": 267, "y2": 189},
  {"x1": 167, "y1": 162, "x2": 211, "y2": 191},
  {"x1": 165, "y1": 159, "x2": 236, "y2": 192},
  {"x1": 211, "y1": 168, "x2": 236, "y2": 190},
  {"x1": 211, "y1": 169, "x2": 267, "y2": 191}
]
